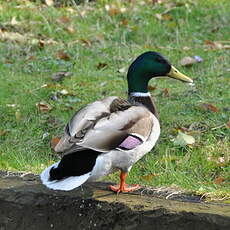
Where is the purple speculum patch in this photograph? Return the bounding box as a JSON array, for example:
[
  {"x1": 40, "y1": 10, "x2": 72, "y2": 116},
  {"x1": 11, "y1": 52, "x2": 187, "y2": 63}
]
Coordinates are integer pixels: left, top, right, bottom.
[{"x1": 118, "y1": 135, "x2": 142, "y2": 150}]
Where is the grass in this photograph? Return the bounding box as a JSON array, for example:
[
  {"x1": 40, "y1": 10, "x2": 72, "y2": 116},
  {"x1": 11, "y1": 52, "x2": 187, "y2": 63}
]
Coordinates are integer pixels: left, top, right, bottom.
[{"x1": 0, "y1": 0, "x2": 229, "y2": 201}]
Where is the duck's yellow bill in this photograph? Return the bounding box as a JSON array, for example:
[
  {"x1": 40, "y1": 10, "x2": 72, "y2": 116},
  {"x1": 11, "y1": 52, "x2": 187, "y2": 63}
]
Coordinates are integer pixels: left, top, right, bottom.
[{"x1": 167, "y1": 66, "x2": 193, "y2": 83}]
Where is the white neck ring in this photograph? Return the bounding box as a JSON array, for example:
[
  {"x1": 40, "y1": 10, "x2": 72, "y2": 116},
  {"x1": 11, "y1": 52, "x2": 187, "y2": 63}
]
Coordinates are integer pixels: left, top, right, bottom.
[{"x1": 129, "y1": 92, "x2": 151, "y2": 97}]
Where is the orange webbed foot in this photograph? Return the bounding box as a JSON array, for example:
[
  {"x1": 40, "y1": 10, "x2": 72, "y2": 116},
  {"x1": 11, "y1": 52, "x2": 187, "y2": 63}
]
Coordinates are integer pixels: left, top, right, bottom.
[
  {"x1": 109, "y1": 171, "x2": 141, "y2": 194},
  {"x1": 109, "y1": 184, "x2": 141, "y2": 193}
]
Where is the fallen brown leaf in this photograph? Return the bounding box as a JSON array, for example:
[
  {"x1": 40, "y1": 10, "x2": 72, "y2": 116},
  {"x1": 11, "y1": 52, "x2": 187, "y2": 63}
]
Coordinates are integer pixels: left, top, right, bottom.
[
  {"x1": 105, "y1": 4, "x2": 127, "y2": 16},
  {"x1": 0, "y1": 130, "x2": 7, "y2": 136},
  {"x1": 25, "y1": 55, "x2": 35, "y2": 62},
  {"x1": 40, "y1": 39, "x2": 57, "y2": 47},
  {"x1": 37, "y1": 39, "x2": 57, "y2": 49},
  {"x1": 214, "y1": 176, "x2": 225, "y2": 185},
  {"x1": 79, "y1": 82, "x2": 88, "y2": 87},
  {"x1": 36, "y1": 102, "x2": 52, "y2": 112},
  {"x1": 205, "y1": 40, "x2": 222, "y2": 49},
  {"x1": 0, "y1": 29, "x2": 27, "y2": 43},
  {"x1": 96, "y1": 63, "x2": 108, "y2": 70},
  {"x1": 95, "y1": 34, "x2": 105, "y2": 43},
  {"x1": 58, "y1": 16, "x2": 70, "y2": 24},
  {"x1": 148, "y1": 85, "x2": 157, "y2": 91},
  {"x1": 65, "y1": 26, "x2": 75, "y2": 34},
  {"x1": 4, "y1": 59, "x2": 14, "y2": 64},
  {"x1": 79, "y1": 38, "x2": 92, "y2": 47},
  {"x1": 120, "y1": 18, "x2": 128, "y2": 26},
  {"x1": 205, "y1": 40, "x2": 230, "y2": 50},
  {"x1": 226, "y1": 121, "x2": 230, "y2": 128},
  {"x1": 175, "y1": 127, "x2": 189, "y2": 133},
  {"x1": 162, "y1": 88, "x2": 170, "y2": 97},
  {"x1": 50, "y1": 137, "x2": 60, "y2": 150},
  {"x1": 55, "y1": 50, "x2": 70, "y2": 61},
  {"x1": 108, "y1": 8, "x2": 120, "y2": 16},
  {"x1": 39, "y1": 40, "x2": 45, "y2": 48},
  {"x1": 152, "y1": 0, "x2": 161, "y2": 4},
  {"x1": 155, "y1": 13, "x2": 173, "y2": 21},
  {"x1": 162, "y1": 14, "x2": 173, "y2": 21},
  {"x1": 200, "y1": 103, "x2": 219, "y2": 112}
]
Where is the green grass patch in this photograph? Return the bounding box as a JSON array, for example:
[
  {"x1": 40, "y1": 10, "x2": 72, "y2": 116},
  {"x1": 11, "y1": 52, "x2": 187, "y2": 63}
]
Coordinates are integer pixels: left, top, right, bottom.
[{"x1": 0, "y1": 0, "x2": 229, "y2": 201}]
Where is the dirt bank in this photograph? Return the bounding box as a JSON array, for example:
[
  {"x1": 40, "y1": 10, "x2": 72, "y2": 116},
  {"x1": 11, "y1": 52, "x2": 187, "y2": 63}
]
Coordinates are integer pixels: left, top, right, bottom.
[{"x1": 0, "y1": 171, "x2": 229, "y2": 230}]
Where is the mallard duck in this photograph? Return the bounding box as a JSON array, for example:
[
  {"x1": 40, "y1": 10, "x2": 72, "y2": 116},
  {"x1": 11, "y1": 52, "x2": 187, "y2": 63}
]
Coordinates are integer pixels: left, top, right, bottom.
[{"x1": 40, "y1": 51, "x2": 193, "y2": 192}]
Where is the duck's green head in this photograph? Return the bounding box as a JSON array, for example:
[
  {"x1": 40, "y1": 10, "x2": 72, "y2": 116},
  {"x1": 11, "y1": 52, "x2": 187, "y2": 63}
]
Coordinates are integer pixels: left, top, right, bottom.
[{"x1": 127, "y1": 51, "x2": 193, "y2": 93}]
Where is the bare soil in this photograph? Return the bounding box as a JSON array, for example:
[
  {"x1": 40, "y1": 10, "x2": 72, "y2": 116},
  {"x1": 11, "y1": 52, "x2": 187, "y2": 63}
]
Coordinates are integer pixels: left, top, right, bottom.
[{"x1": 0, "y1": 171, "x2": 229, "y2": 230}]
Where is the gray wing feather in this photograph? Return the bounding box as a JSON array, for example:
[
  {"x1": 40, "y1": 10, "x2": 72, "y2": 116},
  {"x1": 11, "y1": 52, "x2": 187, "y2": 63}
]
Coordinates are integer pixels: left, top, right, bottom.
[{"x1": 55, "y1": 96, "x2": 153, "y2": 153}]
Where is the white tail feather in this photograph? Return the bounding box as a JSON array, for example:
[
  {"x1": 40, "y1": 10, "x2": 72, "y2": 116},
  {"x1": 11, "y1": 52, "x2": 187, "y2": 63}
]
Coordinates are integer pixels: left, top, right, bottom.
[{"x1": 40, "y1": 161, "x2": 91, "y2": 191}]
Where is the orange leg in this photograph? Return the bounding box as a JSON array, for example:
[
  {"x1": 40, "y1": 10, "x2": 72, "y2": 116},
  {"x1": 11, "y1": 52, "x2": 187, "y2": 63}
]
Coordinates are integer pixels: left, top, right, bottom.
[{"x1": 109, "y1": 172, "x2": 140, "y2": 193}]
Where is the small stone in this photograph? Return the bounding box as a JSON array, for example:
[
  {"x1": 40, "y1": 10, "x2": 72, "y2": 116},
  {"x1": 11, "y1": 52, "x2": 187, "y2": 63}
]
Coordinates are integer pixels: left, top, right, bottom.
[
  {"x1": 193, "y1": 55, "x2": 203, "y2": 62},
  {"x1": 179, "y1": 56, "x2": 197, "y2": 66}
]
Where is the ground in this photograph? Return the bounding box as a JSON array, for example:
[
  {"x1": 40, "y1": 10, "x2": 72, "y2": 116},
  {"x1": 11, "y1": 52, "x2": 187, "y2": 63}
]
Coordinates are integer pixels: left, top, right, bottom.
[
  {"x1": 0, "y1": 0, "x2": 229, "y2": 201},
  {"x1": 0, "y1": 171, "x2": 229, "y2": 230}
]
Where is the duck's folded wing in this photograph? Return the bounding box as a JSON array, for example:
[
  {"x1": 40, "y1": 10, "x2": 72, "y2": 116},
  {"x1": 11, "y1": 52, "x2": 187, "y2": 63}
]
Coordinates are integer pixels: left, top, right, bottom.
[
  {"x1": 78, "y1": 105, "x2": 153, "y2": 152},
  {"x1": 55, "y1": 96, "x2": 154, "y2": 153},
  {"x1": 54, "y1": 96, "x2": 118, "y2": 152}
]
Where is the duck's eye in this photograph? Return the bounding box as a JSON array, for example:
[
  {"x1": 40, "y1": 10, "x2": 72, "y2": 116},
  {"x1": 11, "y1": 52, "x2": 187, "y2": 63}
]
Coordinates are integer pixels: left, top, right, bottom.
[{"x1": 155, "y1": 56, "x2": 166, "y2": 64}]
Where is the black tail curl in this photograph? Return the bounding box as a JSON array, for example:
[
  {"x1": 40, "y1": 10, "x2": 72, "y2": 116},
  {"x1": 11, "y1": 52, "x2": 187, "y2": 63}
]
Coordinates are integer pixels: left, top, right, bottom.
[{"x1": 49, "y1": 149, "x2": 101, "y2": 181}]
